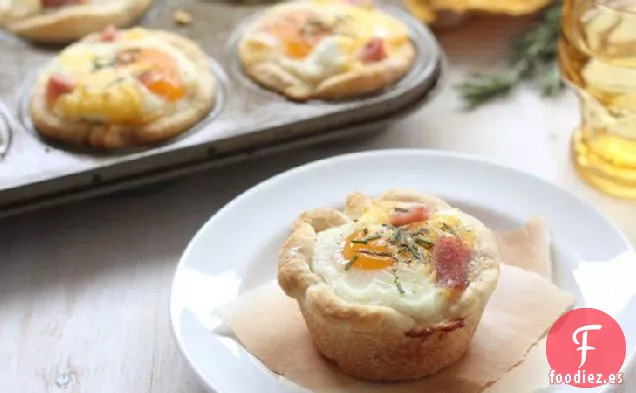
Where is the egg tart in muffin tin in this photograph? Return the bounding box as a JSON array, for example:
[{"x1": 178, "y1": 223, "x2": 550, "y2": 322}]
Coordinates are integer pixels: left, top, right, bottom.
[
  {"x1": 278, "y1": 189, "x2": 500, "y2": 382},
  {"x1": 0, "y1": 0, "x2": 153, "y2": 44},
  {"x1": 237, "y1": 0, "x2": 416, "y2": 101},
  {"x1": 30, "y1": 26, "x2": 216, "y2": 150}
]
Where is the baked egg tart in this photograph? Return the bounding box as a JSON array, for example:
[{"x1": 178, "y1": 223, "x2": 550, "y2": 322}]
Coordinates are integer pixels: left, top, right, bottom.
[
  {"x1": 0, "y1": 0, "x2": 153, "y2": 44},
  {"x1": 237, "y1": 0, "x2": 416, "y2": 101},
  {"x1": 278, "y1": 189, "x2": 500, "y2": 381},
  {"x1": 30, "y1": 26, "x2": 215, "y2": 149}
]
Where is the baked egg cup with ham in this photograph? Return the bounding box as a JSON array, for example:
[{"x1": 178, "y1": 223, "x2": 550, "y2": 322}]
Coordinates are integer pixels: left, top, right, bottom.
[
  {"x1": 30, "y1": 26, "x2": 216, "y2": 149},
  {"x1": 237, "y1": 0, "x2": 416, "y2": 101},
  {"x1": 0, "y1": 0, "x2": 152, "y2": 44},
  {"x1": 278, "y1": 189, "x2": 500, "y2": 382}
]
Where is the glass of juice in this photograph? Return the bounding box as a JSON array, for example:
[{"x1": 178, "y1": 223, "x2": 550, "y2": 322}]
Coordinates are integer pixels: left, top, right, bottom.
[{"x1": 559, "y1": 0, "x2": 636, "y2": 198}]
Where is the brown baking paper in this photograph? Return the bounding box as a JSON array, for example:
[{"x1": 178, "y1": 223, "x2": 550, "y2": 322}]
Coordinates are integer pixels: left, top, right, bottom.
[
  {"x1": 485, "y1": 217, "x2": 554, "y2": 393},
  {"x1": 495, "y1": 216, "x2": 552, "y2": 282},
  {"x1": 219, "y1": 218, "x2": 574, "y2": 393}
]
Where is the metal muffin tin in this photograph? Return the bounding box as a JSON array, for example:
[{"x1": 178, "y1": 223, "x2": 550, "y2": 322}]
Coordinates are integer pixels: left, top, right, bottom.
[{"x1": 0, "y1": 0, "x2": 445, "y2": 218}]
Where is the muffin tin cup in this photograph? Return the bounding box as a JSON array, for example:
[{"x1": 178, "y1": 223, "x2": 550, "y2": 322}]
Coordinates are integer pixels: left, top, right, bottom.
[
  {"x1": 0, "y1": 103, "x2": 13, "y2": 159},
  {"x1": 0, "y1": 0, "x2": 445, "y2": 217}
]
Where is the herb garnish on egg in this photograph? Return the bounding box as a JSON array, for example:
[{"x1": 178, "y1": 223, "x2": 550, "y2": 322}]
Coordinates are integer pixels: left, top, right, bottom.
[
  {"x1": 299, "y1": 16, "x2": 332, "y2": 37},
  {"x1": 406, "y1": 242, "x2": 424, "y2": 263},
  {"x1": 390, "y1": 226, "x2": 404, "y2": 243},
  {"x1": 441, "y1": 222, "x2": 457, "y2": 236},
  {"x1": 92, "y1": 56, "x2": 116, "y2": 71},
  {"x1": 298, "y1": 12, "x2": 356, "y2": 39},
  {"x1": 344, "y1": 255, "x2": 358, "y2": 271},
  {"x1": 351, "y1": 234, "x2": 382, "y2": 244},
  {"x1": 340, "y1": 205, "x2": 474, "y2": 295},
  {"x1": 105, "y1": 76, "x2": 126, "y2": 88},
  {"x1": 358, "y1": 250, "x2": 393, "y2": 257},
  {"x1": 394, "y1": 276, "x2": 405, "y2": 294}
]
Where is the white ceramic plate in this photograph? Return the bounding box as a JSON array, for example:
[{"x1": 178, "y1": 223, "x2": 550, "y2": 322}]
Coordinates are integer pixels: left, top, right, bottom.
[{"x1": 170, "y1": 149, "x2": 636, "y2": 393}]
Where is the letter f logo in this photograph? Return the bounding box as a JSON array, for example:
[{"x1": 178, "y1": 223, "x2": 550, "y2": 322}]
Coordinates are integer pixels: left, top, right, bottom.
[{"x1": 572, "y1": 324, "x2": 603, "y2": 368}]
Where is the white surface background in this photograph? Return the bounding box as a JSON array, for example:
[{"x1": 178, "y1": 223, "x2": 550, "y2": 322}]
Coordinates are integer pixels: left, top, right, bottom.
[{"x1": 1, "y1": 15, "x2": 635, "y2": 393}]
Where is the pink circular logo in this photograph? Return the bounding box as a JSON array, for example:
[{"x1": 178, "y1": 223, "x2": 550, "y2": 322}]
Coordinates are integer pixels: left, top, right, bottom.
[{"x1": 546, "y1": 308, "x2": 626, "y2": 388}]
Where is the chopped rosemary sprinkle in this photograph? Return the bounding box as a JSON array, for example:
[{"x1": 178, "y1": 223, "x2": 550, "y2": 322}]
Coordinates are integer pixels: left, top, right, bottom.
[
  {"x1": 300, "y1": 16, "x2": 331, "y2": 36},
  {"x1": 358, "y1": 250, "x2": 393, "y2": 258},
  {"x1": 345, "y1": 255, "x2": 358, "y2": 271},
  {"x1": 394, "y1": 276, "x2": 405, "y2": 294},
  {"x1": 441, "y1": 223, "x2": 457, "y2": 235},
  {"x1": 394, "y1": 207, "x2": 410, "y2": 213},
  {"x1": 415, "y1": 237, "x2": 435, "y2": 247},
  {"x1": 92, "y1": 57, "x2": 116, "y2": 71},
  {"x1": 407, "y1": 243, "x2": 423, "y2": 263},
  {"x1": 350, "y1": 234, "x2": 382, "y2": 244},
  {"x1": 105, "y1": 76, "x2": 126, "y2": 88},
  {"x1": 391, "y1": 227, "x2": 404, "y2": 243}
]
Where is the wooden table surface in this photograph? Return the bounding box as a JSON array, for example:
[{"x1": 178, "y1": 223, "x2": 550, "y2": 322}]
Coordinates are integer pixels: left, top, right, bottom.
[{"x1": 2, "y1": 15, "x2": 635, "y2": 393}]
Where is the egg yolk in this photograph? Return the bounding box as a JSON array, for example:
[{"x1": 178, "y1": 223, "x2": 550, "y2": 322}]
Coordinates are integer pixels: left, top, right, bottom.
[
  {"x1": 130, "y1": 49, "x2": 185, "y2": 101},
  {"x1": 263, "y1": 11, "x2": 332, "y2": 59},
  {"x1": 342, "y1": 230, "x2": 394, "y2": 270},
  {"x1": 285, "y1": 39, "x2": 317, "y2": 59}
]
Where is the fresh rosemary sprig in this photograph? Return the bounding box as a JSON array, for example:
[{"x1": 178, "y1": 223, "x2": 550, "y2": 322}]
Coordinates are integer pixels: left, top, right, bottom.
[{"x1": 455, "y1": 1, "x2": 565, "y2": 109}]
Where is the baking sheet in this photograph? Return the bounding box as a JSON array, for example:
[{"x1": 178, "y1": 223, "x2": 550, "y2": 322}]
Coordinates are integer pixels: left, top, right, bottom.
[{"x1": 0, "y1": 0, "x2": 444, "y2": 212}]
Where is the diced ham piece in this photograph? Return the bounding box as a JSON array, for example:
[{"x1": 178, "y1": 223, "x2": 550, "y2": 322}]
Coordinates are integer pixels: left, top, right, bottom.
[
  {"x1": 99, "y1": 25, "x2": 118, "y2": 42},
  {"x1": 389, "y1": 205, "x2": 429, "y2": 226},
  {"x1": 432, "y1": 236, "x2": 472, "y2": 290},
  {"x1": 139, "y1": 69, "x2": 161, "y2": 86},
  {"x1": 46, "y1": 74, "x2": 74, "y2": 103},
  {"x1": 360, "y1": 38, "x2": 386, "y2": 63},
  {"x1": 42, "y1": 0, "x2": 83, "y2": 8}
]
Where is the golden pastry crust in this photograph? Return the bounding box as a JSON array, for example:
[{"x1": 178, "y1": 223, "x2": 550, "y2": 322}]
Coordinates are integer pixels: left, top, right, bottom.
[
  {"x1": 30, "y1": 29, "x2": 215, "y2": 150},
  {"x1": 237, "y1": 2, "x2": 416, "y2": 101},
  {"x1": 1, "y1": 0, "x2": 153, "y2": 44},
  {"x1": 278, "y1": 188, "x2": 500, "y2": 382}
]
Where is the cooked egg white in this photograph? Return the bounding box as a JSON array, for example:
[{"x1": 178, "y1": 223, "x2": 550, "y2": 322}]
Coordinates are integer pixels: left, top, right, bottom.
[
  {"x1": 311, "y1": 206, "x2": 488, "y2": 322},
  {"x1": 312, "y1": 222, "x2": 447, "y2": 321},
  {"x1": 276, "y1": 36, "x2": 355, "y2": 82},
  {"x1": 46, "y1": 29, "x2": 198, "y2": 124}
]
